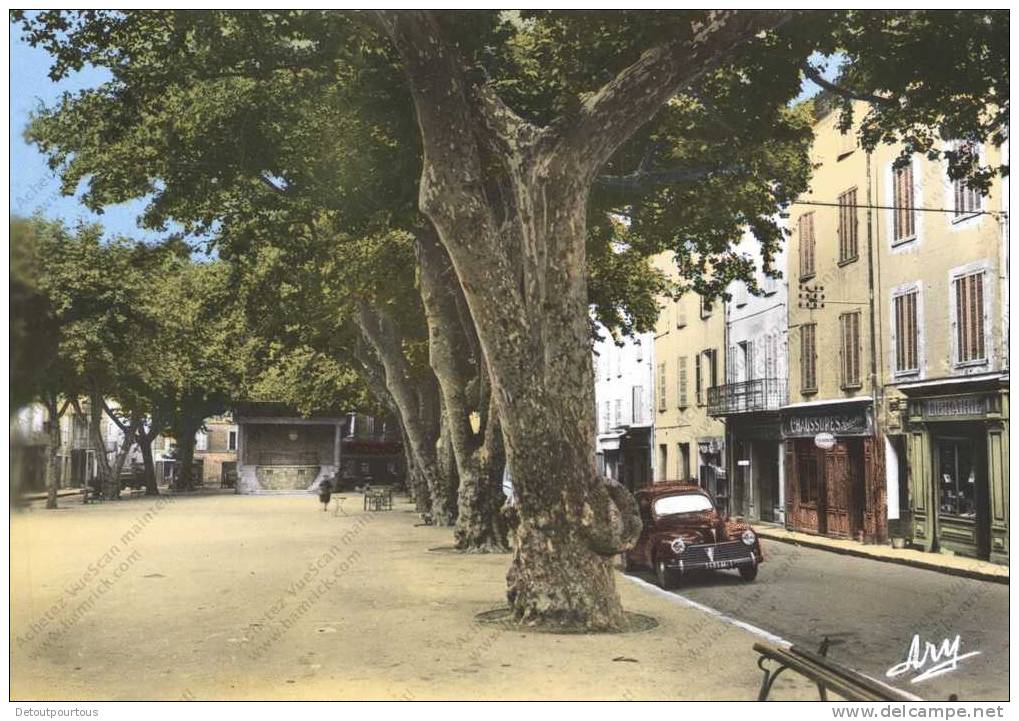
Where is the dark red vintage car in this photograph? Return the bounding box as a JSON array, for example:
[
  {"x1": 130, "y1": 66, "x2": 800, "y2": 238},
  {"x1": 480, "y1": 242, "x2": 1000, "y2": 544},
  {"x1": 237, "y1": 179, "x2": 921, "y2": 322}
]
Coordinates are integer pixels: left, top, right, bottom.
[{"x1": 622, "y1": 482, "x2": 763, "y2": 588}]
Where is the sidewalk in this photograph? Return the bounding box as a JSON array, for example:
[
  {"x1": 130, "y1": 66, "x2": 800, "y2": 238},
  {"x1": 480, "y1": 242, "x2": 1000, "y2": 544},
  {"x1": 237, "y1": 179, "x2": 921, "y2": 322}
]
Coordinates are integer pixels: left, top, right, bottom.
[
  {"x1": 11, "y1": 494, "x2": 820, "y2": 700},
  {"x1": 755, "y1": 524, "x2": 1009, "y2": 584}
]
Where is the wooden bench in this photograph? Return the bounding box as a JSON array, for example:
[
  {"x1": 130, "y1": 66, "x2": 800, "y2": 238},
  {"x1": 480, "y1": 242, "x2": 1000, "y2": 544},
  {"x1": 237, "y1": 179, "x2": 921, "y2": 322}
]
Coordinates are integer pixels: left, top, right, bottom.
[{"x1": 754, "y1": 637, "x2": 921, "y2": 701}]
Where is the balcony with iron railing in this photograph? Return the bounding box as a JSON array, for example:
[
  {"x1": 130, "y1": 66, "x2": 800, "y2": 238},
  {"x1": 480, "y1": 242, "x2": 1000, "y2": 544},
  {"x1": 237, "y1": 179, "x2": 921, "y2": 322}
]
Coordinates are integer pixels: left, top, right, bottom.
[{"x1": 707, "y1": 378, "x2": 788, "y2": 417}]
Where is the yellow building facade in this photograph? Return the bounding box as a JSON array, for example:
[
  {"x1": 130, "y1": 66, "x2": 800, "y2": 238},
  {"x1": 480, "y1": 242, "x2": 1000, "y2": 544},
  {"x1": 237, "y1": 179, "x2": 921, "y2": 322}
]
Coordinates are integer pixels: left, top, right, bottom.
[
  {"x1": 651, "y1": 254, "x2": 727, "y2": 501},
  {"x1": 785, "y1": 99, "x2": 1008, "y2": 560}
]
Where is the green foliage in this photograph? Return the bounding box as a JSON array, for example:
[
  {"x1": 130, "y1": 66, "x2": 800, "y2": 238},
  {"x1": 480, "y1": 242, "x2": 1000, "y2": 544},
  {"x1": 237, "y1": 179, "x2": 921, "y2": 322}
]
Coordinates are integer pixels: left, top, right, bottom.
[
  {"x1": 14, "y1": 9, "x2": 1009, "y2": 342},
  {"x1": 10, "y1": 217, "x2": 64, "y2": 409}
]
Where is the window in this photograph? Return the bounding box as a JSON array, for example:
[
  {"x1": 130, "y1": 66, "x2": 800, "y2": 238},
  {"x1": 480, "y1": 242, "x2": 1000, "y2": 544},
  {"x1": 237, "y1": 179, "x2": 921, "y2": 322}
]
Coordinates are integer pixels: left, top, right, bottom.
[
  {"x1": 893, "y1": 162, "x2": 915, "y2": 243},
  {"x1": 798, "y1": 213, "x2": 815, "y2": 278},
  {"x1": 738, "y1": 340, "x2": 754, "y2": 382},
  {"x1": 602, "y1": 401, "x2": 611, "y2": 432},
  {"x1": 838, "y1": 188, "x2": 858, "y2": 263},
  {"x1": 954, "y1": 270, "x2": 986, "y2": 364},
  {"x1": 228, "y1": 430, "x2": 237, "y2": 451},
  {"x1": 893, "y1": 290, "x2": 920, "y2": 374},
  {"x1": 604, "y1": 350, "x2": 611, "y2": 380},
  {"x1": 734, "y1": 283, "x2": 748, "y2": 307},
  {"x1": 614, "y1": 399, "x2": 623, "y2": 427},
  {"x1": 653, "y1": 493, "x2": 713, "y2": 517},
  {"x1": 678, "y1": 443, "x2": 691, "y2": 481},
  {"x1": 952, "y1": 143, "x2": 982, "y2": 219},
  {"x1": 937, "y1": 437, "x2": 976, "y2": 518},
  {"x1": 677, "y1": 357, "x2": 688, "y2": 409},
  {"x1": 675, "y1": 303, "x2": 687, "y2": 328},
  {"x1": 700, "y1": 295, "x2": 713, "y2": 318},
  {"x1": 839, "y1": 311, "x2": 862, "y2": 388},
  {"x1": 706, "y1": 349, "x2": 718, "y2": 390},
  {"x1": 761, "y1": 272, "x2": 779, "y2": 295},
  {"x1": 631, "y1": 386, "x2": 644, "y2": 424},
  {"x1": 657, "y1": 363, "x2": 667, "y2": 412},
  {"x1": 800, "y1": 323, "x2": 817, "y2": 393}
]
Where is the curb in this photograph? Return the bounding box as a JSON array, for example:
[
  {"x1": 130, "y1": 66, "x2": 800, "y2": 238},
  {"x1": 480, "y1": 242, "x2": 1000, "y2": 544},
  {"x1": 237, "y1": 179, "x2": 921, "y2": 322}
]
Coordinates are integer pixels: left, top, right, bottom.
[{"x1": 756, "y1": 528, "x2": 1009, "y2": 585}]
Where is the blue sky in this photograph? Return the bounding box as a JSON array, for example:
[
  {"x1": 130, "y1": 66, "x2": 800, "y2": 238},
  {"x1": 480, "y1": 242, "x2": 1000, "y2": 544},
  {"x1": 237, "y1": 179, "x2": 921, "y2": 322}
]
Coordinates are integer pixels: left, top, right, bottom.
[
  {"x1": 9, "y1": 21, "x2": 162, "y2": 241},
  {"x1": 9, "y1": 18, "x2": 836, "y2": 243}
]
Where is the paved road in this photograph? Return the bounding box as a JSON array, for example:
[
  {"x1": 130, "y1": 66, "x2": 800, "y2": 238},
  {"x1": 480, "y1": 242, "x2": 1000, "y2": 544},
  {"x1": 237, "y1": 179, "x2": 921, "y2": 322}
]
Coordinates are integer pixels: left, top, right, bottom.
[{"x1": 629, "y1": 540, "x2": 1008, "y2": 701}]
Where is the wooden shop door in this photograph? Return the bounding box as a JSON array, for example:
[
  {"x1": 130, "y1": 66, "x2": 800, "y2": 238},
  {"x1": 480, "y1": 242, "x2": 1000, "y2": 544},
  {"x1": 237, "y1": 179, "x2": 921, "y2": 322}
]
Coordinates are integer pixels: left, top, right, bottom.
[
  {"x1": 788, "y1": 440, "x2": 824, "y2": 534},
  {"x1": 824, "y1": 440, "x2": 864, "y2": 539}
]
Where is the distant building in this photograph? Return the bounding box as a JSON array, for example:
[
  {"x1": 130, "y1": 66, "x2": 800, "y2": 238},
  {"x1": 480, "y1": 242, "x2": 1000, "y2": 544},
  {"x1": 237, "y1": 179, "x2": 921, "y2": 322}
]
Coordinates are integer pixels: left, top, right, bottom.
[
  {"x1": 593, "y1": 327, "x2": 654, "y2": 492},
  {"x1": 233, "y1": 403, "x2": 403, "y2": 493},
  {"x1": 194, "y1": 416, "x2": 238, "y2": 486}
]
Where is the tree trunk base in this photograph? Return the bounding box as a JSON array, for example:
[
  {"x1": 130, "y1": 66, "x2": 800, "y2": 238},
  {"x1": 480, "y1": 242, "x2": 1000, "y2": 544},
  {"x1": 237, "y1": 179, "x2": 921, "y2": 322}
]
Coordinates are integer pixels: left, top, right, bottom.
[
  {"x1": 505, "y1": 520, "x2": 629, "y2": 632},
  {"x1": 476, "y1": 607, "x2": 657, "y2": 634}
]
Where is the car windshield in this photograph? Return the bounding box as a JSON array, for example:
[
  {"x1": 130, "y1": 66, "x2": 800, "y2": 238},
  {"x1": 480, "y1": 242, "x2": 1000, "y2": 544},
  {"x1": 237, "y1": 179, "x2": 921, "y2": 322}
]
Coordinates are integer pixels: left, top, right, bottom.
[{"x1": 653, "y1": 493, "x2": 714, "y2": 516}]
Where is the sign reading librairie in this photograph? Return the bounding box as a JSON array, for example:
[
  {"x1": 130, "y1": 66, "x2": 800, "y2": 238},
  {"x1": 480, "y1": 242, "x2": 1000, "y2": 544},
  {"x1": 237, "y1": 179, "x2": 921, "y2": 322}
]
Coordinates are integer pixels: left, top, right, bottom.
[{"x1": 921, "y1": 394, "x2": 989, "y2": 419}]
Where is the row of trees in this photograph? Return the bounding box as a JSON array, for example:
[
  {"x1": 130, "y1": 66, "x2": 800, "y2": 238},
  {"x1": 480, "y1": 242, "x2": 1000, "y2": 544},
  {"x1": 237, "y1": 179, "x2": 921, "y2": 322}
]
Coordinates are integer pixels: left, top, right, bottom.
[
  {"x1": 11, "y1": 218, "x2": 248, "y2": 503},
  {"x1": 13, "y1": 10, "x2": 1007, "y2": 630}
]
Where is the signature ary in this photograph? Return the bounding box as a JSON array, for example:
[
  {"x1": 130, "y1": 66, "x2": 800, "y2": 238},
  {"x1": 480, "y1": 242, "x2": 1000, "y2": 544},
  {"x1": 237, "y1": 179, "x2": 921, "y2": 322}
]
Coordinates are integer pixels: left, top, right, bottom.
[{"x1": 886, "y1": 634, "x2": 981, "y2": 684}]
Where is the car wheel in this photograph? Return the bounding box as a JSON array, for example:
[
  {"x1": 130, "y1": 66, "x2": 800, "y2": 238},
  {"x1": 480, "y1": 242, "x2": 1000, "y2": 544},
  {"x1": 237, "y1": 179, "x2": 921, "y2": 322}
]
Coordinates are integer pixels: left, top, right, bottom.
[
  {"x1": 739, "y1": 564, "x2": 758, "y2": 582},
  {"x1": 655, "y1": 560, "x2": 678, "y2": 590}
]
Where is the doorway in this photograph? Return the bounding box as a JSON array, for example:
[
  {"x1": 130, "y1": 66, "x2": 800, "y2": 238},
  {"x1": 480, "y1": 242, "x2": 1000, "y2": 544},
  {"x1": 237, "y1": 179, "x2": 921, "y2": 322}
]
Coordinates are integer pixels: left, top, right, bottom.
[{"x1": 756, "y1": 442, "x2": 780, "y2": 523}]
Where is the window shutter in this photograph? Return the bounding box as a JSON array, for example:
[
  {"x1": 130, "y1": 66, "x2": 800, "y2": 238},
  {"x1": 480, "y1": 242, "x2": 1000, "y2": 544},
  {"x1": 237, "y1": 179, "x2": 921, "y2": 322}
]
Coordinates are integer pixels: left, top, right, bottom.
[
  {"x1": 657, "y1": 362, "x2": 667, "y2": 411},
  {"x1": 678, "y1": 357, "x2": 688, "y2": 408},
  {"x1": 695, "y1": 353, "x2": 703, "y2": 405}
]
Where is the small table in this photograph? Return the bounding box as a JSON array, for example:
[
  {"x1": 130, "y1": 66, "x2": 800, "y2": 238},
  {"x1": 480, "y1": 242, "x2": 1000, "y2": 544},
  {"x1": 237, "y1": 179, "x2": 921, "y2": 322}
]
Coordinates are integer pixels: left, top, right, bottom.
[{"x1": 332, "y1": 496, "x2": 348, "y2": 517}]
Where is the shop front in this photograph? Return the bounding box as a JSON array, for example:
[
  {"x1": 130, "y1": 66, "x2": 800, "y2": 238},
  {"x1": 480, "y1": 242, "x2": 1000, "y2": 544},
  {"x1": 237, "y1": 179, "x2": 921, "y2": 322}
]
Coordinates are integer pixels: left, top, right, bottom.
[
  {"x1": 901, "y1": 380, "x2": 1009, "y2": 564},
  {"x1": 782, "y1": 400, "x2": 887, "y2": 543},
  {"x1": 727, "y1": 415, "x2": 783, "y2": 523}
]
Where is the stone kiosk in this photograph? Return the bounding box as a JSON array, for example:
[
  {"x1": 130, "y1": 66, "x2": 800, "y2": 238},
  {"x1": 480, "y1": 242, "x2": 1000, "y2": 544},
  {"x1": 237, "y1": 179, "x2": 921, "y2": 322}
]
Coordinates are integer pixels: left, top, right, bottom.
[
  {"x1": 781, "y1": 399, "x2": 887, "y2": 543},
  {"x1": 900, "y1": 378, "x2": 1009, "y2": 564}
]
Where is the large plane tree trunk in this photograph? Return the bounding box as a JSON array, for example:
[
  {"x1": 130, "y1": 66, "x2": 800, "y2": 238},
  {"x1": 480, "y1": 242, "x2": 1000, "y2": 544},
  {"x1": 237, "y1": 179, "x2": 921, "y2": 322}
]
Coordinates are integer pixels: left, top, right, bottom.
[{"x1": 375, "y1": 10, "x2": 780, "y2": 629}]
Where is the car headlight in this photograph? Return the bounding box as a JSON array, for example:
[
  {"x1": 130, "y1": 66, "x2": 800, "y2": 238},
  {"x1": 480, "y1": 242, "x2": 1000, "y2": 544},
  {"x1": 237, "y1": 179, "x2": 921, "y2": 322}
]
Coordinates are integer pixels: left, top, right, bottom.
[
  {"x1": 741, "y1": 530, "x2": 756, "y2": 546},
  {"x1": 670, "y1": 538, "x2": 686, "y2": 554}
]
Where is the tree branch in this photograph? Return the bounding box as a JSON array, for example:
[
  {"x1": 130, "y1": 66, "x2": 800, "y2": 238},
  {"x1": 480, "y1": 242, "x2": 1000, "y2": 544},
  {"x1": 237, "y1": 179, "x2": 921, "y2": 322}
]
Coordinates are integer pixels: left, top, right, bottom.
[
  {"x1": 551, "y1": 11, "x2": 794, "y2": 178},
  {"x1": 101, "y1": 399, "x2": 130, "y2": 434},
  {"x1": 802, "y1": 63, "x2": 891, "y2": 106}
]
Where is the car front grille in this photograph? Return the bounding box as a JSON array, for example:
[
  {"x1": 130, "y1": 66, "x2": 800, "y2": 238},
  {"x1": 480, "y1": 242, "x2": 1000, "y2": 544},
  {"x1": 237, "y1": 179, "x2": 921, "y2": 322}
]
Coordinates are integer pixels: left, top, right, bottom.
[{"x1": 682, "y1": 540, "x2": 753, "y2": 566}]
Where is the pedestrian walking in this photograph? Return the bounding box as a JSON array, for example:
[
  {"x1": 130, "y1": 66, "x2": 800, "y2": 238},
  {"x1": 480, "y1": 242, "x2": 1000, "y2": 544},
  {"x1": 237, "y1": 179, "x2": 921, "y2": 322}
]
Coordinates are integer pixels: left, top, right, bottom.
[{"x1": 318, "y1": 476, "x2": 333, "y2": 511}]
